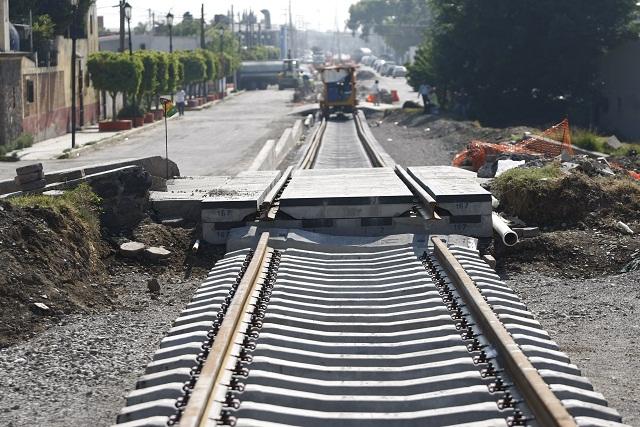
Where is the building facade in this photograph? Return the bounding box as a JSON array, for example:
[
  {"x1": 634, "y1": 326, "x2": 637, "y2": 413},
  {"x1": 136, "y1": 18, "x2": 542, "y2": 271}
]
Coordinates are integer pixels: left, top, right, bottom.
[{"x1": 0, "y1": 0, "x2": 100, "y2": 147}]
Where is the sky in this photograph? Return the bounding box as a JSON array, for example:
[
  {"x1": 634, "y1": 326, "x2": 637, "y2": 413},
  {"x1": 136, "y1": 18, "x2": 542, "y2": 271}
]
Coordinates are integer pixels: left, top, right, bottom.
[{"x1": 96, "y1": 0, "x2": 360, "y2": 32}]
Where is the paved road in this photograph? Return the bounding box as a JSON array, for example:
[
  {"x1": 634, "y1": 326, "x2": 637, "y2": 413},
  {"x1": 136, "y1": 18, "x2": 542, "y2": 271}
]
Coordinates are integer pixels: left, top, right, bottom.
[
  {"x1": 0, "y1": 90, "x2": 297, "y2": 180},
  {"x1": 359, "y1": 65, "x2": 416, "y2": 106}
]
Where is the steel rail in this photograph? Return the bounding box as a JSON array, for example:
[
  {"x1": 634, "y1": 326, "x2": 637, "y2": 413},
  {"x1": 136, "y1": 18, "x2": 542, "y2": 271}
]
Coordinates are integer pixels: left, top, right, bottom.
[
  {"x1": 431, "y1": 237, "x2": 578, "y2": 427},
  {"x1": 298, "y1": 119, "x2": 327, "y2": 169},
  {"x1": 180, "y1": 233, "x2": 272, "y2": 427},
  {"x1": 353, "y1": 112, "x2": 386, "y2": 167}
]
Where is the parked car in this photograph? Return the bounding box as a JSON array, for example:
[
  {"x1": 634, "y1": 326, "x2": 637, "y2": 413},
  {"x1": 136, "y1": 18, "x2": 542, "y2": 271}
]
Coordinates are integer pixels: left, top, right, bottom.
[
  {"x1": 371, "y1": 59, "x2": 383, "y2": 71},
  {"x1": 380, "y1": 62, "x2": 396, "y2": 76},
  {"x1": 374, "y1": 60, "x2": 386, "y2": 73},
  {"x1": 391, "y1": 65, "x2": 407, "y2": 78},
  {"x1": 364, "y1": 55, "x2": 377, "y2": 66}
]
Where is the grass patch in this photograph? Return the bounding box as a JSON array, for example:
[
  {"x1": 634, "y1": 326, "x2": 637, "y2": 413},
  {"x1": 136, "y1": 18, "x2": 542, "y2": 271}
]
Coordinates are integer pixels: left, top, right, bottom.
[
  {"x1": 9, "y1": 183, "x2": 102, "y2": 236},
  {"x1": 492, "y1": 163, "x2": 640, "y2": 227},
  {"x1": 572, "y1": 128, "x2": 640, "y2": 156},
  {"x1": 493, "y1": 163, "x2": 563, "y2": 198},
  {"x1": 0, "y1": 133, "x2": 34, "y2": 158}
]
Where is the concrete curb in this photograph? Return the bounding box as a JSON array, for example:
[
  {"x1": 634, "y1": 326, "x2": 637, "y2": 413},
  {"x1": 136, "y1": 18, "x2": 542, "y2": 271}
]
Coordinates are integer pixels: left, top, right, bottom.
[
  {"x1": 0, "y1": 156, "x2": 180, "y2": 197},
  {"x1": 248, "y1": 119, "x2": 304, "y2": 171}
]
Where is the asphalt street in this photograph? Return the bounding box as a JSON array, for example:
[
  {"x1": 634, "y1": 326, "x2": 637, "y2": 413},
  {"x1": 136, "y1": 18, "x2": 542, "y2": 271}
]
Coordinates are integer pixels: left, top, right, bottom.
[{"x1": 0, "y1": 90, "x2": 297, "y2": 180}]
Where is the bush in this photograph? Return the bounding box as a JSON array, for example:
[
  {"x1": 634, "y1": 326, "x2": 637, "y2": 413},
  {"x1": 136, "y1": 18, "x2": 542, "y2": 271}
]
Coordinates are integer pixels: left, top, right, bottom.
[
  {"x1": 572, "y1": 128, "x2": 640, "y2": 156},
  {"x1": 572, "y1": 129, "x2": 603, "y2": 152},
  {"x1": 117, "y1": 104, "x2": 146, "y2": 119},
  {"x1": 0, "y1": 133, "x2": 34, "y2": 158}
]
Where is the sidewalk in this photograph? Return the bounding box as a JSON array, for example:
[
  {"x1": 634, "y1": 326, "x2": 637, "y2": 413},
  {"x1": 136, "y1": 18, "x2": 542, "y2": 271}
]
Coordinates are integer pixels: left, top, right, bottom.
[{"x1": 8, "y1": 92, "x2": 243, "y2": 161}]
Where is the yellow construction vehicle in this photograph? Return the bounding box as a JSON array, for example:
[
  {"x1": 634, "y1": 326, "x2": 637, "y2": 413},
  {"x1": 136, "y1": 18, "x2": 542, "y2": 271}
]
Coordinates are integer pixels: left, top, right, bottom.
[{"x1": 318, "y1": 65, "x2": 357, "y2": 118}]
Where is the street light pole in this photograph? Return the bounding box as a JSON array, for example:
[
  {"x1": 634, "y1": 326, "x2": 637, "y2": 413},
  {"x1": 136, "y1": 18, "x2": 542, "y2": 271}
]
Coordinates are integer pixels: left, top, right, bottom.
[
  {"x1": 166, "y1": 12, "x2": 173, "y2": 53},
  {"x1": 70, "y1": 0, "x2": 79, "y2": 149},
  {"x1": 166, "y1": 12, "x2": 174, "y2": 101},
  {"x1": 124, "y1": 2, "x2": 132, "y2": 55},
  {"x1": 124, "y1": 2, "x2": 137, "y2": 125}
]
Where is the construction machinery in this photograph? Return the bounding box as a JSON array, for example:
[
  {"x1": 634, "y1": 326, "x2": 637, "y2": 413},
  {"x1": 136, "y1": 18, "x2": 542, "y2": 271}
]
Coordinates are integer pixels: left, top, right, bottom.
[
  {"x1": 318, "y1": 65, "x2": 357, "y2": 118},
  {"x1": 277, "y1": 59, "x2": 301, "y2": 90}
]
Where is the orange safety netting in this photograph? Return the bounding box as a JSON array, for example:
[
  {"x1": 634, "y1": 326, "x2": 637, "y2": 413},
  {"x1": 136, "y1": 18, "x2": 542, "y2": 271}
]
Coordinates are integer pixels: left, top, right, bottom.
[
  {"x1": 521, "y1": 118, "x2": 574, "y2": 157},
  {"x1": 452, "y1": 119, "x2": 575, "y2": 171}
]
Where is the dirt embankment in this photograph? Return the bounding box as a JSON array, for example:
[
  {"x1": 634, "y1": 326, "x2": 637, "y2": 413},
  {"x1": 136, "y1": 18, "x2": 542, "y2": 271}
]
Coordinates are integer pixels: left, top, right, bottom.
[
  {"x1": 0, "y1": 199, "x2": 109, "y2": 347},
  {"x1": 0, "y1": 178, "x2": 225, "y2": 426},
  {"x1": 0, "y1": 177, "x2": 221, "y2": 348}
]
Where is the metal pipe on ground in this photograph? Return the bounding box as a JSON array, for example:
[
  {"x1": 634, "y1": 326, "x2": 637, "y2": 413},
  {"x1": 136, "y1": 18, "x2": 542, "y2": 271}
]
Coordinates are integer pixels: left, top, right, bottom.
[{"x1": 492, "y1": 212, "x2": 519, "y2": 246}]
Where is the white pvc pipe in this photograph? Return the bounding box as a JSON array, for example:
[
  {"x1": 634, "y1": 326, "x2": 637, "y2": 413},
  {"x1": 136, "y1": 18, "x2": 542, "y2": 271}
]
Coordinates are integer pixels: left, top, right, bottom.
[{"x1": 492, "y1": 212, "x2": 519, "y2": 246}]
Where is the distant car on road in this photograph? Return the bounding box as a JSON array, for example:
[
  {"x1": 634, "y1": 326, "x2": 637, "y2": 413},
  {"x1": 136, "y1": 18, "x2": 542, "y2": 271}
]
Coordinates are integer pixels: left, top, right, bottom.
[
  {"x1": 391, "y1": 66, "x2": 407, "y2": 78},
  {"x1": 380, "y1": 62, "x2": 396, "y2": 76},
  {"x1": 373, "y1": 60, "x2": 386, "y2": 73},
  {"x1": 363, "y1": 55, "x2": 377, "y2": 66}
]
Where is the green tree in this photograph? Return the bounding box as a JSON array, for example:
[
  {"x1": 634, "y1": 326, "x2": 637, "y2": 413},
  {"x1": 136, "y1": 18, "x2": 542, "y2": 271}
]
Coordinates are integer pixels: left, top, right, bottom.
[
  {"x1": 408, "y1": 0, "x2": 639, "y2": 125},
  {"x1": 240, "y1": 46, "x2": 281, "y2": 61},
  {"x1": 87, "y1": 52, "x2": 143, "y2": 121},
  {"x1": 205, "y1": 26, "x2": 242, "y2": 76},
  {"x1": 153, "y1": 52, "x2": 169, "y2": 109},
  {"x1": 134, "y1": 51, "x2": 158, "y2": 112},
  {"x1": 177, "y1": 51, "x2": 206, "y2": 96},
  {"x1": 166, "y1": 53, "x2": 181, "y2": 94},
  {"x1": 10, "y1": 0, "x2": 94, "y2": 37},
  {"x1": 134, "y1": 22, "x2": 147, "y2": 35},
  {"x1": 347, "y1": 0, "x2": 431, "y2": 57}
]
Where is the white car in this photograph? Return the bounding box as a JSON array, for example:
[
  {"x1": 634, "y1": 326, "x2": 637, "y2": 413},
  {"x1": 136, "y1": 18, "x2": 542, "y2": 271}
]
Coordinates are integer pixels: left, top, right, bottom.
[
  {"x1": 374, "y1": 60, "x2": 386, "y2": 73},
  {"x1": 392, "y1": 66, "x2": 407, "y2": 78},
  {"x1": 364, "y1": 55, "x2": 377, "y2": 66}
]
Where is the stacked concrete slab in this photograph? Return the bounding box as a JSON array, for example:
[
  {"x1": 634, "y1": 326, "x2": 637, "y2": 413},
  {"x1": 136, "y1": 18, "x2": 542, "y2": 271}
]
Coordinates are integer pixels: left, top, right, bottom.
[
  {"x1": 202, "y1": 170, "x2": 283, "y2": 244},
  {"x1": 408, "y1": 166, "x2": 493, "y2": 238},
  {"x1": 150, "y1": 176, "x2": 231, "y2": 222},
  {"x1": 279, "y1": 168, "x2": 414, "y2": 219},
  {"x1": 14, "y1": 163, "x2": 46, "y2": 191}
]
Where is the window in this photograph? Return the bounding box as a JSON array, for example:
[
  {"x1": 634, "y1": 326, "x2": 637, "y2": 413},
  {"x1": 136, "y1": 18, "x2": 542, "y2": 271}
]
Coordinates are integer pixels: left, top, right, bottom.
[
  {"x1": 26, "y1": 80, "x2": 35, "y2": 103},
  {"x1": 90, "y1": 15, "x2": 94, "y2": 35}
]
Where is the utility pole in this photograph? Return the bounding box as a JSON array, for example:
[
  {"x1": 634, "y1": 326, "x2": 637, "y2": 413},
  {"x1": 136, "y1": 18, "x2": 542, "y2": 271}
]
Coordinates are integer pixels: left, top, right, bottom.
[
  {"x1": 288, "y1": 0, "x2": 294, "y2": 57},
  {"x1": 200, "y1": 4, "x2": 205, "y2": 49},
  {"x1": 70, "y1": 0, "x2": 79, "y2": 149},
  {"x1": 119, "y1": 0, "x2": 125, "y2": 52}
]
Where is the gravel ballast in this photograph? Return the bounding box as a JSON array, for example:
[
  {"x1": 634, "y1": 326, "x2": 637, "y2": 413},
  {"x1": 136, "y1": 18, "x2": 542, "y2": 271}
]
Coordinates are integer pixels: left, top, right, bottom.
[
  {"x1": 0, "y1": 271, "x2": 204, "y2": 426},
  {"x1": 505, "y1": 271, "x2": 640, "y2": 426},
  {"x1": 371, "y1": 111, "x2": 640, "y2": 424}
]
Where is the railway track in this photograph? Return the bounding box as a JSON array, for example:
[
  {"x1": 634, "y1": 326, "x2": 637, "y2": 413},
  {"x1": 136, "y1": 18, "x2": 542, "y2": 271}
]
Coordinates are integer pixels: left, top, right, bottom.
[
  {"x1": 298, "y1": 111, "x2": 393, "y2": 169},
  {"x1": 115, "y1": 109, "x2": 628, "y2": 426}
]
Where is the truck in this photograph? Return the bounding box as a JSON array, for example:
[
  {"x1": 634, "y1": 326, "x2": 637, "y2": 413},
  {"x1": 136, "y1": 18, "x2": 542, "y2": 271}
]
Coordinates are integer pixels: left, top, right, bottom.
[
  {"x1": 237, "y1": 61, "x2": 282, "y2": 90},
  {"x1": 277, "y1": 59, "x2": 301, "y2": 90}
]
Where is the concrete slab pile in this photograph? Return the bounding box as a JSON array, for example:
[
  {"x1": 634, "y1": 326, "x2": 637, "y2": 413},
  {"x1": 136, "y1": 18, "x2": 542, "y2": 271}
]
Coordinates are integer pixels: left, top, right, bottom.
[
  {"x1": 408, "y1": 166, "x2": 493, "y2": 239},
  {"x1": 201, "y1": 170, "x2": 284, "y2": 244},
  {"x1": 150, "y1": 176, "x2": 231, "y2": 222},
  {"x1": 279, "y1": 168, "x2": 414, "y2": 219},
  {"x1": 14, "y1": 163, "x2": 46, "y2": 191}
]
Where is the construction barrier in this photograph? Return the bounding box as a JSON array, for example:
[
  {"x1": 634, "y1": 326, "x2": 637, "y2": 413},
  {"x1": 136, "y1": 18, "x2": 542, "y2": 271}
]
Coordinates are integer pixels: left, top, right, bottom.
[{"x1": 453, "y1": 119, "x2": 575, "y2": 171}]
